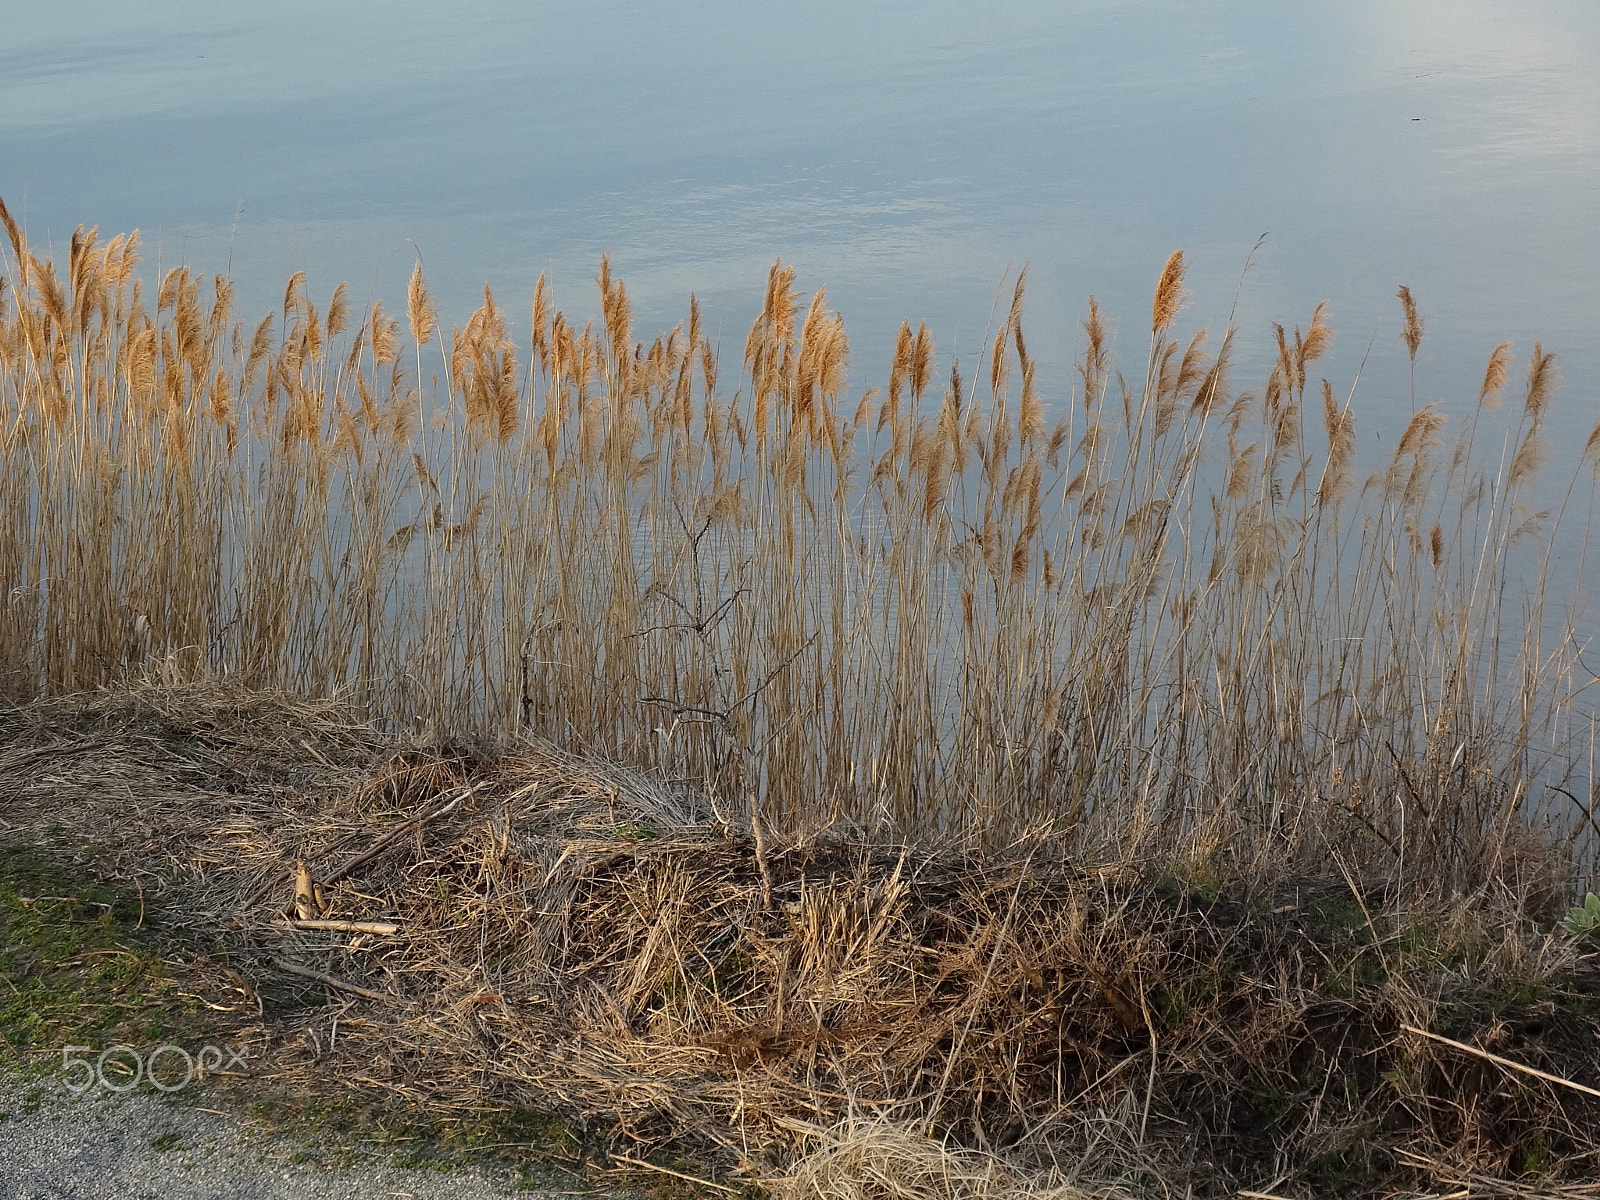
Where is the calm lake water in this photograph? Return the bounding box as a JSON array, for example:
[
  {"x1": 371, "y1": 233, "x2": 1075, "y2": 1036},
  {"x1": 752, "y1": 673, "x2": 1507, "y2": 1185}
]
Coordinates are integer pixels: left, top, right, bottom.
[{"x1": 3, "y1": 1, "x2": 1597, "y2": 446}]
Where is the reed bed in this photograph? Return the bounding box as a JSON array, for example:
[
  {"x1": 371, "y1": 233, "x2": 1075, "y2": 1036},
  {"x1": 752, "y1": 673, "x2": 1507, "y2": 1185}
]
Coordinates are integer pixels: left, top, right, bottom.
[{"x1": 2, "y1": 197, "x2": 1597, "y2": 894}]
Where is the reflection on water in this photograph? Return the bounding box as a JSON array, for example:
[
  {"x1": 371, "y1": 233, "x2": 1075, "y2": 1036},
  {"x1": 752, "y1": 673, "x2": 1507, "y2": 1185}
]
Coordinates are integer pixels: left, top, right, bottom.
[{"x1": 2, "y1": 0, "x2": 1596, "y2": 453}]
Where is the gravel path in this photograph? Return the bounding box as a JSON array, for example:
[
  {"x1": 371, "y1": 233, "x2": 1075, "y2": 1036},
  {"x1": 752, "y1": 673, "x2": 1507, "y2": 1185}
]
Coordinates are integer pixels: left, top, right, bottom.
[{"x1": 0, "y1": 1076, "x2": 556, "y2": 1200}]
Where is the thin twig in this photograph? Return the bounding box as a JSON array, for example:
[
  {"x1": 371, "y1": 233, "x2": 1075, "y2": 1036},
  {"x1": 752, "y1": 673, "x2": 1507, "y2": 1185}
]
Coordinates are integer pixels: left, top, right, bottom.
[
  {"x1": 1402, "y1": 1024, "x2": 1600, "y2": 1100},
  {"x1": 610, "y1": 1153, "x2": 742, "y2": 1195}
]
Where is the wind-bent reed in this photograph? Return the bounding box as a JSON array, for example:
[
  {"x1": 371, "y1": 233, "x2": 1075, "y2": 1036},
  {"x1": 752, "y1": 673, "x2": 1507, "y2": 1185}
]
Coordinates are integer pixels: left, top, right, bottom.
[{"x1": 2, "y1": 200, "x2": 1596, "y2": 893}]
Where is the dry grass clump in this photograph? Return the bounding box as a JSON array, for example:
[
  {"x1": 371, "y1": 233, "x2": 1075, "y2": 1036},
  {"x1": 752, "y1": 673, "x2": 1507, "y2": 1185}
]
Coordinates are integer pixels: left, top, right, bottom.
[
  {"x1": 6, "y1": 682, "x2": 1599, "y2": 1197},
  {"x1": 774, "y1": 1119, "x2": 1108, "y2": 1200},
  {"x1": 2, "y1": 196, "x2": 1598, "y2": 901}
]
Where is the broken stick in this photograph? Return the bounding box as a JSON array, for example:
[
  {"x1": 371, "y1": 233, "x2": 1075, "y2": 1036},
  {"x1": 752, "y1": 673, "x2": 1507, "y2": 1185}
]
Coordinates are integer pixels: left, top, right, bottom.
[
  {"x1": 284, "y1": 918, "x2": 399, "y2": 935},
  {"x1": 271, "y1": 958, "x2": 390, "y2": 1002}
]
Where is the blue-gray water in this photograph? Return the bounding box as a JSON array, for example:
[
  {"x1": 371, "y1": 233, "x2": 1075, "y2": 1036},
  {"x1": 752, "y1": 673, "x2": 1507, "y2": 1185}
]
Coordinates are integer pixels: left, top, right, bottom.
[{"x1": 3, "y1": 0, "x2": 1597, "y2": 441}]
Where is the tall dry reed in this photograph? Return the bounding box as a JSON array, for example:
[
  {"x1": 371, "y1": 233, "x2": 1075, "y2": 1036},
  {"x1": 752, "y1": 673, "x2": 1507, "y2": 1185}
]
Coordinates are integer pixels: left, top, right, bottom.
[{"x1": 2, "y1": 197, "x2": 1595, "y2": 895}]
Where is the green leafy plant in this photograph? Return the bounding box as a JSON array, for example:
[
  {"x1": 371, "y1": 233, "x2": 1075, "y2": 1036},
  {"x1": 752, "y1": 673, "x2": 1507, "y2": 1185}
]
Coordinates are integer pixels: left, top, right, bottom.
[{"x1": 1559, "y1": 893, "x2": 1600, "y2": 937}]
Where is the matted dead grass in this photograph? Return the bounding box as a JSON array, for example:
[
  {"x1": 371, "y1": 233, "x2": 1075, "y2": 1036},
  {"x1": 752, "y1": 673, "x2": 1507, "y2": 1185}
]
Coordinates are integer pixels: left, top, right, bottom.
[{"x1": 4, "y1": 678, "x2": 1599, "y2": 1199}]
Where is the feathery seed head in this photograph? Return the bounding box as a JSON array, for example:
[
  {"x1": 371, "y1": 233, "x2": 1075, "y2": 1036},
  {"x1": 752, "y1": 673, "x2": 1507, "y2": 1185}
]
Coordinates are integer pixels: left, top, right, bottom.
[
  {"x1": 1478, "y1": 341, "x2": 1512, "y2": 410},
  {"x1": 1582, "y1": 421, "x2": 1600, "y2": 480},
  {"x1": 282, "y1": 270, "x2": 306, "y2": 322},
  {"x1": 407, "y1": 261, "x2": 436, "y2": 347},
  {"x1": 1009, "y1": 535, "x2": 1030, "y2": 585},
  {"x1": 1151, "y1": 250, "x2": 1187, "y2": 333},
  {"x1": 326, "y1": 282, "x2": 349, "y2": 341},
  {"x1": 370, "y1": 302, "x2": 400, "y2": 367},
  {"x1": 1317, "y1": 378, "x2": 1356, "y2": 508},
  {"x1": 989, "y1": 324, "x2": 1009, "y2": 400},
  {"x1": 700, "y1": 339, "x2": 717, "y2": 399},
  {"x1": 1395, "y1": 402, "x2": 1445, "y2": 460},
  {"x1": 1509, "y1": 424, "x2": 1547, "y2": 487},
  {"x1": 1192, "y1": 328, "x2": 1234, "y2": 415},
  {"x1": 1006, "y1": 267, "x2": 1028, "y2": 351},
  {"x1": 1019, "y1": 360, "x2": 1043, "y2": 444},
  {"x1": 1397, "y1": 285, "x2": 1423, "y2": 361},
  {"x1": 531, "y1": 273, "x2": 550, "y2": 374},
  {"x1": 0, "y1": 194, "x2": 23, "y2": 260},
  {"x1": 1079, "y1": 296, "x2": 1108, "y2": 398},
  {"x1": 1157, "y1": 341, "x2": 1181, "y2": 402},
  {"x1": 911, "y1": 322, "x2": 933, "y2": 400},
  {"x1": 1523, "y1": 342, "x2": 1556, "y2": 420},
  {"x1": 1300, "y1": 302, "x2": 1332, "y2": 364},
  {"x1": 1175, "y1": 328, "x2": 1208, "y2": 403},
  {"x1": 851, "y1": 387, "x2": 877, "y2": 431}
]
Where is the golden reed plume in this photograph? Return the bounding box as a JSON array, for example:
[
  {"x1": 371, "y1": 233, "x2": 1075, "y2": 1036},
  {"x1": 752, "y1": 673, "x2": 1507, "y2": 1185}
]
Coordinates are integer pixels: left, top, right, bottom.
[
  {"x1": 1397, "y1": 285, "x2": 1423, "y2": 362},
  {"x1": 1151, "y1": 250, "x2": 1187, "y2": 333},
  {"x1": 407, "y1": 260, "x2": 436, "y2": 347},
  {"x1": 1478, "y1": 341, "x2": 1512, "y2": 410}
]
